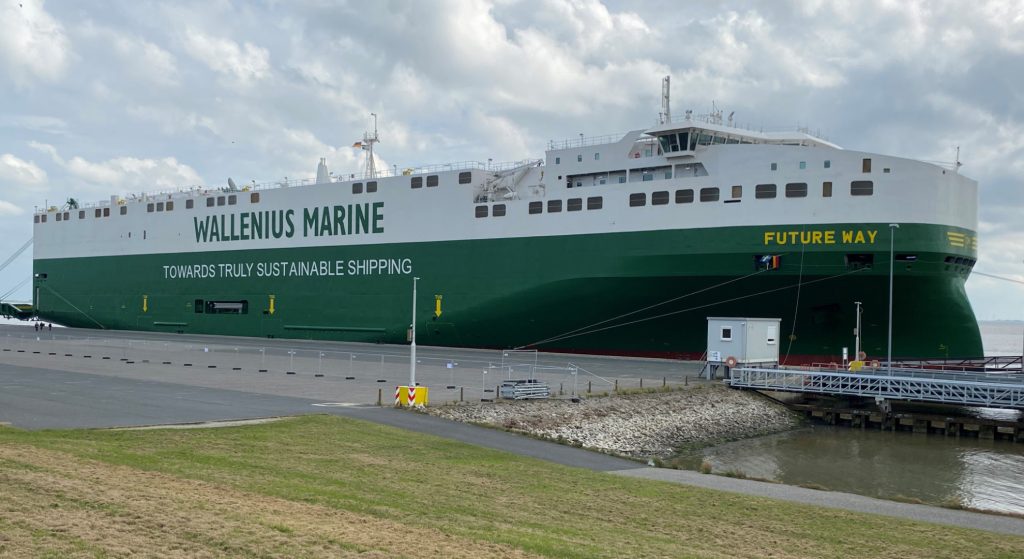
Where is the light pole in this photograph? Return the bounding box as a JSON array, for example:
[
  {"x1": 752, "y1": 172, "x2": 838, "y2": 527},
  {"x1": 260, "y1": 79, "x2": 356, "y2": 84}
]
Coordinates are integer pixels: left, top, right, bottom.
[
  {"x1": 409, "y1": 276, "x2": 420, "y2": 388},
  {"x1": 854, "y1": 301, "x2": 862, "y2": 362},
  {"x1": 887, "y1": 224, "x2": 900, "y2": 374}
]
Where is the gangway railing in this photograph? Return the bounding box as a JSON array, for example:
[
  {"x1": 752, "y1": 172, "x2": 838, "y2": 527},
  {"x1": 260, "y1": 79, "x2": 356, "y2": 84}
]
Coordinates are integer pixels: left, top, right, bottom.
[{"x1": 728, "y1": 366, "x2": 1024, "y2": 410}]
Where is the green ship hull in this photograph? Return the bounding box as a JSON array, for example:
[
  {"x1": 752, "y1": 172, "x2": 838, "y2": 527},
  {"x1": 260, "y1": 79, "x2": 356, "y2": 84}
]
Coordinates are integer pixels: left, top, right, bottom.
[{"x1": 32, "y1": 222, "x2": 982, "y2": 362}]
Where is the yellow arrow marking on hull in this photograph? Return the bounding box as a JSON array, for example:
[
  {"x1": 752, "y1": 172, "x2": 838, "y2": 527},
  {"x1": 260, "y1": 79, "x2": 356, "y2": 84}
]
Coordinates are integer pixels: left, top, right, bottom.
[
  {"x1": 268, "y1": 294, "x2": 276, "y2": 315},
  {"x1": 434, "y1": 295, "x2": 442, "y2": 318}
]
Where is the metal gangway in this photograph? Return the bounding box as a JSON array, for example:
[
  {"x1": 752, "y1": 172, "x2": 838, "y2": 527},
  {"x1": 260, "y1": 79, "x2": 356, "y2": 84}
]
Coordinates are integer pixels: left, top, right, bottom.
[{"x1": 728, "y1": 366, "x2": 1024, "y2": 410}]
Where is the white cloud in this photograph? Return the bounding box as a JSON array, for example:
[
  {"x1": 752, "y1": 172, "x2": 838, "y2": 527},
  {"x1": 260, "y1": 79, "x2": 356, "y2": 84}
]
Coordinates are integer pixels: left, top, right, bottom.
[
  {"x1": 182, "y1": 28, "x2": 270, "y2": 85},
  {"x1": 0, "y1": 0, "x2": 70, "y2": 86},
  {"x1": 0, "y1": 200, "x2": 24, "y2": 216},
  {"x1": 66, "y1": 155, "x2": 203, "y2": 192},
  {"x1": 0, "y1": 154, "x2": 47, "y2": 186},
  {"x1": 78, "y1": 22, "x2": 180, "y2": 86}
]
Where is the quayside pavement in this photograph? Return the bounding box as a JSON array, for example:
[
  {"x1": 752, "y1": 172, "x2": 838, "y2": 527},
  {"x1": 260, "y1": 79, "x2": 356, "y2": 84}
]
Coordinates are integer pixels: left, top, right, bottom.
[{"x1": 1, "y1": 324, "x2": 1023, "y2": 536}]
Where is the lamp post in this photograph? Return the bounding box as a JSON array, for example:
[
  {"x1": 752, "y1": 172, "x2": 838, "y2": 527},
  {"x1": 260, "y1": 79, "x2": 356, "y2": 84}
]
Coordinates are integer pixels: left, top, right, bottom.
[
  {"x1": 854, "y1": 301, "x2": 862, "y2": 362},
  {"x1": 409, "y1": 277, "x2": 419, "y2": 388},
  {"x1": 888, "y1": 224, "x2": 900, "y2": 374}
]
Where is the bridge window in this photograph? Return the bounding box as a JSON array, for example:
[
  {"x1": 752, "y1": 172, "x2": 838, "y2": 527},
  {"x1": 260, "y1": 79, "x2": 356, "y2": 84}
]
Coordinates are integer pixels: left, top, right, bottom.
[
  {"x1": 459, "y1": 172, "x2": 472, "y2": 184},
  {"x1": 529, "y1": 201, "x2": 542, "y2": 214},
  {"x1": 78, "y1": 210, "x2": 85, "y2": 219},
  {"x1": 567, "y1": 198, "x2": 583, "y2": 211},
  {"x1": 411, "y1": 177, "x2": 423, "y2": 189},
  {"x1": 785, "y1": 182, "x2": 808, "y2": 198},
  {"x1": 629, "y1": 193, "x2": 646, "y2": 207},
  {"x1": 228, "y1": 195, "x2": 237, "y2": 205},
  {"x1": 492, "y1": 204, "x2": 506, "y2": 217},
  {"x1": 117, "y1": 207, "x2": 125, "y2": 216},
  {"x1": 147, "y1": 203, "x2": 155, "y2": 213},
  {"x1": 427, "y1": 175, "x2": 439, "y2": 187},
  {"x1": 700, "y1": 187, "x2": 720, "y2": 202},
  {"x1": 475, "y1": 205, "x2": 488, "y2": 218},
  {"x1": 207, "y1": 197, "x2": 215, "y2": 207},
  {"x1": 652, "y1": 191, "x2": 669, "y2": 205},
  {"x1": 103, "y1": 208, "x2": 110, "y2": 217},
  {"x1": 166, "y1": 201, "x2": 174, "y2": 211},
  {"x1": 352, "y1": 182, "x2": 363, "y2": 194},
  {"x1": 851, "y1": 180, "x2": 874, "y2": 196},
  {"x1": 64, "y1": 211, "x2": 70, "y2": 220},
  {"x1": 186, "y1": 199, "x2": 195, "y2": 209},
  {"x1": 156, "y1": 202, "x2": 165, "y2": 212},
  {"x1": 587, "y1": 196, "x2": 603, "y2": 210},
  {"x1": 675, "y1": 189, "x2": 694, "y2": 204},
  {"x1": 367, "y1": 181, "x2": 378, "y2": 193},
  {"x1": 755, "y1": 184, "x2": 776, "y2": 199},
  {"x1": 34, "y1": 215, "x2": 39, "y2": 223},
  {"x1": 95, "y1": 209, "x2": 102, "y2": 218},
  {"x1": 217, "y1": 196, "x2": 226, "y2": 206},
  {"x1": 548, "y1": 200, "x2": 562, "y2": 213},
  {"x1": 55, "y1": 212, "x2": 61, "y2": 222}
]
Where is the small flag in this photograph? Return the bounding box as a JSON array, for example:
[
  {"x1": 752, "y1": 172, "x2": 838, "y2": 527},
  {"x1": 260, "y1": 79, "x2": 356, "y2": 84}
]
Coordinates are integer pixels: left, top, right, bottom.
[{"x1": 352, "y1": 141, "x2": 363, "y2": 148}]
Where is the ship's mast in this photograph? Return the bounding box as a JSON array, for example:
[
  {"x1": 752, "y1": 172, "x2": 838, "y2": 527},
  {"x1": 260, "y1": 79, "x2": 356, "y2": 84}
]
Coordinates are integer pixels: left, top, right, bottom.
[
  {"x1": 358, "y1": 113, "x2": 380, "y2": 179},
  {"x1": 659, "y1": 76, "x2": 671, "y2": 125}
]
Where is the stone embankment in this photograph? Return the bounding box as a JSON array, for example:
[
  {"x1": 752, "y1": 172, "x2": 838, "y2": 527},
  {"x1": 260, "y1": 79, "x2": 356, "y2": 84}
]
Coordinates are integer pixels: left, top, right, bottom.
[{"x1": 426, "y1": 384, "x2": 799, "y2": 458}]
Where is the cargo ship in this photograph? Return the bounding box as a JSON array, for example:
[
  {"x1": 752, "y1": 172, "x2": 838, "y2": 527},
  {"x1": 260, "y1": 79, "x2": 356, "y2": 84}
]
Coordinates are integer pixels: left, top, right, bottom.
[{"x1": 30, "y1": 79, "x2": 982, "y2": 362}]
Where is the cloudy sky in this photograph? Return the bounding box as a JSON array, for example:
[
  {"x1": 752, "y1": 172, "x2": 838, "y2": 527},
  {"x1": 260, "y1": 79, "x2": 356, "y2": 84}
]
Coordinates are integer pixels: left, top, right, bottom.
[{"x1": 1, "y1": 0, "x2": 1022, "y2": 320}]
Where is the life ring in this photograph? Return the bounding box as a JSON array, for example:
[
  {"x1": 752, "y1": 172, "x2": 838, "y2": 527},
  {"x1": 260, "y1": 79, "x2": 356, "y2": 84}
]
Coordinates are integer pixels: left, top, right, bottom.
[
  {"x1": 725, "y1": 356, "x2": 738, "y2": 368},
  {"x1": 870, "y1": 360, "x2": 880, "y2": 368},
  {"x1": 857, "y1": 351, "x2": 867, "y2": 361}
]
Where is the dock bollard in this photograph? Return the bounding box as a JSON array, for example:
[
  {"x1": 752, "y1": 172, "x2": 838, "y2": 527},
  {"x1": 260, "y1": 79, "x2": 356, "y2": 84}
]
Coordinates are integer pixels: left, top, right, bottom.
[
  {"x1": 640, "y1": 378, "x2": 643, "y2": 389},
  {"x1": 663, "y1": 376, "x2": 666, "y2": 387},
  {"x1": 377, "y1": 388, "x2": 382, "y2": 406},
  {"x1": 588, "y1": 380, "x2": 591, "y2": 394},
  {"x1": 460, "y1": 387, "x2": 464, "y2": 402},
  {"x1": 614, "y1": 379, "x2": 618, "y2": 393},
  {"x1": 560, "y1": 382, "x2": 563, "y2": 396}
]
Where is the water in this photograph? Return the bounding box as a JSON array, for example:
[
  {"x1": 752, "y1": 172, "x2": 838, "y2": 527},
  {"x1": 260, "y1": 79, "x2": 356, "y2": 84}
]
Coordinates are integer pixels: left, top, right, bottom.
[{"x1": 679, "y1": 321, "x2": 1024, "y2": 514}]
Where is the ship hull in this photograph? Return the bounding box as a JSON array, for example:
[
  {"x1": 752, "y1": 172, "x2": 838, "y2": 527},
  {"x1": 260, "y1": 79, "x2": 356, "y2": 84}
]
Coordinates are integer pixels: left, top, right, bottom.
[{"x1": 33, "y1": 222, "x2": 982, "y2": 362}]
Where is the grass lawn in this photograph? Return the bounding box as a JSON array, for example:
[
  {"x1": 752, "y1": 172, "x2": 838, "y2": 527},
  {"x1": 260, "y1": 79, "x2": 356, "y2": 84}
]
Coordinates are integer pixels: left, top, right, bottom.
[{"x1": 0, "y1": 414, "x2": 1022, "y2": 558}]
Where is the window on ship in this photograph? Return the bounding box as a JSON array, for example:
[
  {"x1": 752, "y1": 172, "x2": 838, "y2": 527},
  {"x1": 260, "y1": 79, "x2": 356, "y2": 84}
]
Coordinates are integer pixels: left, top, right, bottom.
[
  {"x1": 458, "y1": 172, "x2": 472, "y2": 184},
  {"x1": 822, "y1": 181, "x2": 833, "y2": 197},
  {"x1": 548, "y1": 200, "x2": 562, "y2": 213},
  {"x1": 156, "y1": 202, "x2": 165, "y2": 212},
  {"x1": 567, "y1": 198, "x2": 583, "y2": 211},
  {"x1": 755, "y1": 184, "x2": 776, "y2": 199},
  {"x1": 147, "y1": 203, "x2": 154, "y2": 213},
  {"x1": 426, "y1": 175, "x2": 439, "y2": 187},
  {"x1": 851, "y1": 180, "x2": 873, "y2": 196},
  {"x1": 206, "y1": 198, "x2": 214, "y2": 208},
  {"x1": 250, "y1": 193, "x2": 260, "y2": 203},
  {"x1": 845, "y1": 254, "x2": 874, "y2": 269},
  {"x1": 528, "y1": 201, "x2": 542, "y2": 214},
  {"x1": 700, "y1": 187, "x2": 720, "y2": 202},
  {"x1": 493, "y1": 204, "x2": 506, "y2": 217},
  {"x1": 186, "y1": 199, "x2": 194, "y2": 209},
  {"x1": 475, "y1": 205, "x2": 488, "y2": 218},
  {"x1": 64, "y1": 211, "x2": 70, "y2": 220},
  {"x1": 78, "y1": 210, "x2": 85, "y2": 219},
  {"x1": 217, "y1": 196, "x2": 225, "y2": 206},
  {"x1": 206, "y1": 300, "x2": 248, "y2": 314},
  {"x1": 652, "y1": 191, "x2": 670, "y2": 205},
  {"x1": 34, "y1": 215, "x2": 40, "y2": 223},
  {"x1": 675, "y1": 189, "x2": 694, "y2": 204},
  {"x1": 103, "y1": 208, "x2": 110, "y2": 217},
  {"x1": 629, "y1": 193, "x2": 646, "y2": 207},
  {"x1": 166, "y1": 201, "x2": 174, "y2": 211},
  {"x1": 228, "y1": 195, "x2": 237, "y2": 205},
  {"x1": 94, "y1": 209, "x2": 101, "y2": 218},
  {"x1": 731, "y1": 185, "x2": 742, "y2": 199},
  {"x1": 862, "y1": 158, "x2": 872, "y2": 173},
  {"x1": 411, "y1": 176, "x2": 423, "y2": 189},
  {"x1": 352, "y1": 182, "x2": 363, "y2": 194},
  {"x1": 367, "y1": 181, "x2": 378, "y2": 193},
  {"x1": 587, "y1": 196, "x2": 603, "y2": 210},
  {"x1": 55, "y1": 213, "x2": 61, "y2": 222},
  {"x1": 785, "y1": 182, "x2": 808, "y2": 198}
]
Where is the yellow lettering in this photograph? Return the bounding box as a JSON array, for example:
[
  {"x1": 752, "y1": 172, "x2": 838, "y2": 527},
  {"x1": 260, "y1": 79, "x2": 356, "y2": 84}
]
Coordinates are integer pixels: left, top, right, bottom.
[
  {"x1": 854, "y1": 231, "x2": 865, "y2": 243},
  {"x1": 789, "y1": 231, "x2": 799, "y2": 244},
  {"x1": 842, "y1": 230, "x2": 853, "y2": 243},
  {"x1": 867, "y1": 230, "x2": 877, "y2": 244},
  {"x1": 825, "y1": 230, "x2": 835, "y2": 244},
  {"x1": 777, "y1": 231, "x2": 788, "y2": 245},
  {"x1": 800, "y1": 231, "x2": 812, "y2": 244},
  {"x1": 764, "y1": 231, "x2": 774, "y2": 245},
  {"x1": 811, "y1": 231, "x2": 823, "y2": 244}
]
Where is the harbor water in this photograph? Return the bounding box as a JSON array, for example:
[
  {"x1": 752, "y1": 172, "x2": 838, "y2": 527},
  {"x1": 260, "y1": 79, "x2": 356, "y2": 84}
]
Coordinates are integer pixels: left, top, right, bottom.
[{"x1": 677, "y1": 321, "x2": 1024, "y2": 515}]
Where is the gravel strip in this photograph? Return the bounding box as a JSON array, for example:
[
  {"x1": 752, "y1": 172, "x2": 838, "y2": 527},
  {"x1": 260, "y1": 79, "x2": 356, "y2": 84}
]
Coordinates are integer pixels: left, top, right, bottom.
[{"x1": 425, "y1": 384, "x2": 799, "y2": 457}]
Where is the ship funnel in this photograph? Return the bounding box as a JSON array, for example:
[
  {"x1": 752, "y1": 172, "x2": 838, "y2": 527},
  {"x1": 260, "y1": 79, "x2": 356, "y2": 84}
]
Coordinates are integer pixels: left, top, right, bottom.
[
  {"x1": 227, "y1": 177, "x2": 238, "y2": 191},
  {"x1": 316, "y1": 157, "x2": 330, "y2": 184}
]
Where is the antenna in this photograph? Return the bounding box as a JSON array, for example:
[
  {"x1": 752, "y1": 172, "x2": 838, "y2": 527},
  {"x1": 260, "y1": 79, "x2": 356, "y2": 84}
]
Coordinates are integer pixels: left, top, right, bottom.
[
  {"x1": 660, "y1": 75, "x2": 671, "y2": 124},
  {"x1": 954, "y1": 145, "x2": 962, "y2": 173},
  {"x1": 354, "y1": 113, "x2": 380, "y2": 179}
]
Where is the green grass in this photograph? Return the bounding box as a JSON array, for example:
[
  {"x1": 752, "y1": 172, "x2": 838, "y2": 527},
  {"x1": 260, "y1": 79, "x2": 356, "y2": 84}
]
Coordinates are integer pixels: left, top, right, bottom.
[{"x1": 1, "y1": 415, "x2": 1023, "y2": 558}]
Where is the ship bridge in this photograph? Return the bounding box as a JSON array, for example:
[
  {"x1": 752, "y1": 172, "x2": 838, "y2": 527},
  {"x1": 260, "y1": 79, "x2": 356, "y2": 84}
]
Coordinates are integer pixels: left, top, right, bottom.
[{"x1": 643, "y1": 113, "x2": 842, "y2": 159}]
